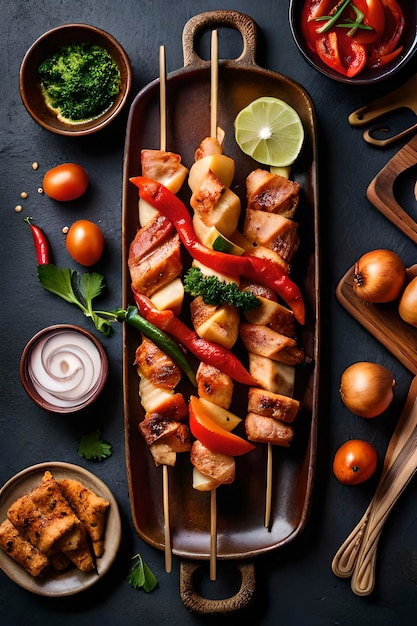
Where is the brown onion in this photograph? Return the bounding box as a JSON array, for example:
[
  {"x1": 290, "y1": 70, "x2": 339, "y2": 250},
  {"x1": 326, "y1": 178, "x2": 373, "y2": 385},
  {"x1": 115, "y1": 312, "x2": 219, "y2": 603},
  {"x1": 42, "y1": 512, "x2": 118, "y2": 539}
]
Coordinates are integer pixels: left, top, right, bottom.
[
  {"x1": 353, "y1": 249, "x2": 406, "y2": 303},
  {"x1": 339, "y1": 362, "x2": 395, "y2": 418},
  {"x1": 399, "y1": 277, "x2": 417, "y2": 327}
]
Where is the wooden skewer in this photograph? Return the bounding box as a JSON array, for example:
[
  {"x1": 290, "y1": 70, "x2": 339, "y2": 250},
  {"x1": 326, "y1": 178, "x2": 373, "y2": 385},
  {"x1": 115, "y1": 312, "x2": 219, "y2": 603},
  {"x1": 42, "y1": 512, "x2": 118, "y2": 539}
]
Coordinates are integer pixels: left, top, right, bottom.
[
  {"x1": 158, "y1": 45, "x2": 172, "y2": 574},
  {"x1": 208, "y1": 30, "x2": 219, "y2": 580},
  {"x1": 265, "y1": 443, "x2": 273, "y2": 528},
  {"x1": 162, "y1": 464, "x2": 172, "y2": 573},
  {"x1": 210, "y1": 488, "x2": 217, "y2": 581},
  {"x1": 210, "y1": 30, "x2": 218, "y2": 139},
  {"x1": 159, "y1": 45, "x2": 167, "y2": 153}
]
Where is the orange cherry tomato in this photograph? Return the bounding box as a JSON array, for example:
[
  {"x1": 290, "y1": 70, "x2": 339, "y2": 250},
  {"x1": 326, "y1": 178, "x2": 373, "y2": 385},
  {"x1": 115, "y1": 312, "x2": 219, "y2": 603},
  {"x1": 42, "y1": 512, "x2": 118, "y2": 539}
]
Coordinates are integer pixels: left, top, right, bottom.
[
  {"x1": 189, "y1": 396, "x2": 256, "y2": 457},
  {"x1": 43, "y1": 163, "x2": 89, "y2": 201},
  {"x1": 66, "y1": 219, "x2": 104, "y2": 266},
  {"x1": 333, "y1": 439, "x2": 378, "y2": 485}
]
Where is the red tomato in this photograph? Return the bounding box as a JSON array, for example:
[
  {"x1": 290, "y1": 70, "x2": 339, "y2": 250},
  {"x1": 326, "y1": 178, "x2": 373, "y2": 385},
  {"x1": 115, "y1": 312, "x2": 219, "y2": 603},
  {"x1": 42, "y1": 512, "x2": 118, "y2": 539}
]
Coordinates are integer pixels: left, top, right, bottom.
[
  {"x1": 66, "y1": 219, "x2": 104, "y2": 266},
  {"x1": 43, "y1": 163, "x2": 89, "y2": 201},
  {"x1": 333, "y1": 440, "x2": 378, "y2": 485},
  {"x1": 189, "y1": 396, "x2": 256, "y2": 457}
]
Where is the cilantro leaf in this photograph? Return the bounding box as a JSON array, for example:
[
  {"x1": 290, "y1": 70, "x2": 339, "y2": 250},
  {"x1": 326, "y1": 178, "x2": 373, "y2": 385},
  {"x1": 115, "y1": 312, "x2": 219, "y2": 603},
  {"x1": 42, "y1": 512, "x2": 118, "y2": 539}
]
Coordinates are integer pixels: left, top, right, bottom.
[
  {"x1": 37, "y1": 264, "x2": 117, "y2": 336},
  {"x1": 128, "y1": 553, "x2": 158, "y2": 592},
  {"x1": 78, "y1": 430, "x2": 112, "y2": 461}
]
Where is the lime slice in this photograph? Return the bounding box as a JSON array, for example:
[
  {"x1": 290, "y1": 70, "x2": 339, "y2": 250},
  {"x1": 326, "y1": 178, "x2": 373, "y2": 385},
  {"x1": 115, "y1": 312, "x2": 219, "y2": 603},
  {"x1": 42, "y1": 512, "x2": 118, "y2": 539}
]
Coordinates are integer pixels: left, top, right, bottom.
[{"x1": 234, "y1": 97, "x2": 304, "y2": 167}]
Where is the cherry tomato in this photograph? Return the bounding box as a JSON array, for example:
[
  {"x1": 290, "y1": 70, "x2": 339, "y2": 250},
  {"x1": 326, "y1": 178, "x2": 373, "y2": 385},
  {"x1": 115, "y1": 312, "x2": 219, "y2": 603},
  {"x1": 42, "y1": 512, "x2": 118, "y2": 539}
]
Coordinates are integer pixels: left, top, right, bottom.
[
  {"x1": 66, "y1": 219, "x2": 104, "y2": 266},
  {"x1": 189, "y1": 396, "x2": 255, "y2": 457},
  {"x1": 333, "y1": 440, "x2": 378, "y2": 485},
  {"x1": 43, "y1": 163, "x2": 89, "y2": 201}
]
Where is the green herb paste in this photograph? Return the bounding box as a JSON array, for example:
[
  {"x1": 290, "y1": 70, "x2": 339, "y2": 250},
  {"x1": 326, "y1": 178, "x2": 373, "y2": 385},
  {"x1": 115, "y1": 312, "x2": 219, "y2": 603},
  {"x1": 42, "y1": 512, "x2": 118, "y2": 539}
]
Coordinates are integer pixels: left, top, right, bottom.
[{"x1": 38, "y1": 42, "x2": 121, "y2": 122}]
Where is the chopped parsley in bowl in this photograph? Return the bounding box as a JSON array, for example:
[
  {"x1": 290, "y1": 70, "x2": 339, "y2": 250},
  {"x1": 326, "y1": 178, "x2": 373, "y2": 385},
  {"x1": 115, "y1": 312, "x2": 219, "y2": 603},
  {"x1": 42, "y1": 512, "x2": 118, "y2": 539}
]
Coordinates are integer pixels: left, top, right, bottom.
[{"x1": 20, "y1": 24, "x2": 132, "y2": 136}]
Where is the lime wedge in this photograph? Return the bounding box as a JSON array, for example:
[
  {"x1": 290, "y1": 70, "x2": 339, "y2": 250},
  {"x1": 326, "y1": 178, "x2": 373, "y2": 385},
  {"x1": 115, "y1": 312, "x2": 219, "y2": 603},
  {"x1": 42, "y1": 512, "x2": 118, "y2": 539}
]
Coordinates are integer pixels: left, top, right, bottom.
[{"x1": 234, "y1": 97, "x2": 304, "y2": 167}]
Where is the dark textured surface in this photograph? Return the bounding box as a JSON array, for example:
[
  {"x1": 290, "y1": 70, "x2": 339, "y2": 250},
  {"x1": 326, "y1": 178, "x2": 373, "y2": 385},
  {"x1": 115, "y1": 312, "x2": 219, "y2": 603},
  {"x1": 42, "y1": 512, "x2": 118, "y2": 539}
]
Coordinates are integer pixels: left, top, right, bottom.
[{"x1": 1, "y1": 1, "x2": 417, "y2": 624}]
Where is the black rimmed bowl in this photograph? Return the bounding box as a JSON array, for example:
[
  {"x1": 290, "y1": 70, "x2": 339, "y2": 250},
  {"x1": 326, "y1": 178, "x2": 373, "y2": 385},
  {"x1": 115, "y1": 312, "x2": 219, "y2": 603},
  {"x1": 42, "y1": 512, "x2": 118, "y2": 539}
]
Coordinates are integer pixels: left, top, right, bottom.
[
  {"x1": 20, "y1": 23, "x2": 132, "y2": 135},
  {"x1": 289, "y1": 0, "x2": 417, "y2": 85}
]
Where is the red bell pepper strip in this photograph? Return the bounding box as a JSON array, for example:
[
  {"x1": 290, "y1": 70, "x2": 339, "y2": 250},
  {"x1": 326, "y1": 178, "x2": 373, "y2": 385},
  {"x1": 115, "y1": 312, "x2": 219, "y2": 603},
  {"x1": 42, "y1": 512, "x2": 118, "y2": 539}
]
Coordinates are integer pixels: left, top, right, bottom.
[
  {"x1": 130, "y1": 177, "x2": 305, "y2": 325},
  {"x1": 132, "y1": 289, "x2": 260, "y2": 388},
  {"x1": 25, "y1": 217, "x2": 50, "y2": 265}
]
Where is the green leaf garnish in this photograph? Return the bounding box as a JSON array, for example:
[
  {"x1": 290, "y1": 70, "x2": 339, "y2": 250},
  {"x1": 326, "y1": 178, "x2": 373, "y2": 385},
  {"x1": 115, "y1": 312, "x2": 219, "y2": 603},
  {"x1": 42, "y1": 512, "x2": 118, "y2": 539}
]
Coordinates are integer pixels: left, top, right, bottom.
[
  {"x1": 78, "y1": 430, "x2": 112, "y2": 461},
  {"x1": 128, "y1": 553, "x2": 158, "y2": 592},
  {"x1": 183, "y1": 267, "x2": 260, "y2": 312},
  {"x1": 37, "y1": 264, "x2": 117, "y2": 336}
]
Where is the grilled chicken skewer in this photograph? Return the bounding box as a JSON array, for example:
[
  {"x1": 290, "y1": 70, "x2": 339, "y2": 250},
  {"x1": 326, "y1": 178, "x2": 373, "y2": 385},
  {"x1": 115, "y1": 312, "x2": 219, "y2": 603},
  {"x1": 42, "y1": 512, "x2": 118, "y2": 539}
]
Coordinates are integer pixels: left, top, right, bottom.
[{"x1": 133, "y1": 46, "x2": 189, "y2": 574}]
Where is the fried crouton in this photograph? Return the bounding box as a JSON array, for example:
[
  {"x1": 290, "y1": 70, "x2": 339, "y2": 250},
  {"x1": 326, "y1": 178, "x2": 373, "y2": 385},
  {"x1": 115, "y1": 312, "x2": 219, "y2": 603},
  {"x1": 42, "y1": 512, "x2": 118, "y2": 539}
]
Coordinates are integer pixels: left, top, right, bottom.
[
  {"x1": 0, "y1": 519, "x2": 50, "y2": 577},
  {"x1": 59, "y1": 478, "x2": 110, "y2": 558},
  {"x1": 7, "y1": 471, "x2": 84, "y2": 556}
]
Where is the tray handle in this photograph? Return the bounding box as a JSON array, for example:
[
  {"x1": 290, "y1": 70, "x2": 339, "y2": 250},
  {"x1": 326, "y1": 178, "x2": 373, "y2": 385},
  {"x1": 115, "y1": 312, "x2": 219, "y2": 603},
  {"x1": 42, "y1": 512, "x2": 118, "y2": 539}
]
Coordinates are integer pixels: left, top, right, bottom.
[
  {"x1": 179, "y1": 559, "x2": 256, "y2": 615},
  {"x1": 182, "y1": 10, "x2": 257, "y2": 68}
]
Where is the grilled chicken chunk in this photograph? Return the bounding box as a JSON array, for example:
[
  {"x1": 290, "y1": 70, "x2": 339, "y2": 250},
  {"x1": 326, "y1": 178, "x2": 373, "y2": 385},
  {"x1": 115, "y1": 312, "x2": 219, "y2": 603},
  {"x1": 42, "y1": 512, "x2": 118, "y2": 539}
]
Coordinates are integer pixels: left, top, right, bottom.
[
  {"x1": 7, "y1": 472, "x2": 84, "y2": 557},
  {"x1": 196, "y1": 363, "x2": 234, "y2": 409},
  {"x1": 246, "y1": 169, "x2": 300, "y2": 218},
  {"x1": 139, "y1": 415, "x2": 190, "y2": 448},
  {"x1": 190, "y1": 295, "x2": 240, "y2": 350},
  {"x1": 59, "y1": 479, "x2": 110, "y2": 558},
  {"x1": 0, "y1": 519, "x2": 50, "y2": 577},
  {"x1": 249, "y1": 353, "x2": 296, "y2": 396},
  {"x1": 243, "y1": 244, "x2": 289, "y2": 273},
  {"x1": 243, "y1": 208, "x2": 299, "y2": 263},
  {"x1": 240, "y1": 323, "x2": 305, "y2": 365},
  {"x1": 190, "y1": 440, "x2": 235, "y2": 486},
  {"x1": 190, "y1": 169, "x2": 225, "y2": 217},
  {"x1": 194, "y1": 136, "x2": 223, "y2": 160},
  {"x1": 245, "y1": 412, "x2": 294, "y2": 446},
  {"x1": 247, "y1": 387, "x2": 299, "y2": 423},
  {"x1": 135, "y1": 337, "x2": 182, "y2": 390},
  {"x1": 128, "y1": 213, "x2": 182, "y2": 296},
  {"x1": 148, "y1": 423, "x2": 191, "y2": 467},
  {"x1": 243, "y1": 295, "x2": 296, "y2": 338},
  {"x1": 141, "y1": 149, "x2": 188, "y2": 193}
]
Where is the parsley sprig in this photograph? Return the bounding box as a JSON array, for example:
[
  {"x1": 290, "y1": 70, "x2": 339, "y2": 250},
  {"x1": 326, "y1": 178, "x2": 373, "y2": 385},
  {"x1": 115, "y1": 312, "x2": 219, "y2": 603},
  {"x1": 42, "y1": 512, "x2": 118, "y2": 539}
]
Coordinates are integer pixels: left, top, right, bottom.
[
  {"x1": 183, "y1": 267, "x2": 260, "y2": 312},
  {"x1": 128, "y1": 553, "x2": 158, "y2": 592},
  {"x1": 78, "y1": 430, "x2": 112, "y2": 461}
]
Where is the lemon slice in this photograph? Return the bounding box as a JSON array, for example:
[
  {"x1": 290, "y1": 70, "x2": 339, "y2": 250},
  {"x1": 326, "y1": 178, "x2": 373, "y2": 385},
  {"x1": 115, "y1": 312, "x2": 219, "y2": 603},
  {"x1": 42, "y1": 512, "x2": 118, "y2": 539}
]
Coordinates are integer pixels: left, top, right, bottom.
[{"x1": 234, "y1": 97, "x2": 304, "y2": 167}]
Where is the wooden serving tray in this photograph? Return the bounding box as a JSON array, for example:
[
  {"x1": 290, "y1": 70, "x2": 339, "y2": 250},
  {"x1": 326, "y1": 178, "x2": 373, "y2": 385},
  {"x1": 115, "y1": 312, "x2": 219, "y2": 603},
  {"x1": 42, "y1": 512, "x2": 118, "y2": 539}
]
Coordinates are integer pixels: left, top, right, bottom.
[
  {"x1": 337, "y1": 135, "x2": 417, "y2": 374},
  {"x1": 336, "y1": 266, "x2": 417, "y2": 375},
  {"x1": 121, "y1": 10, "x2": 320, "y2": 566}
]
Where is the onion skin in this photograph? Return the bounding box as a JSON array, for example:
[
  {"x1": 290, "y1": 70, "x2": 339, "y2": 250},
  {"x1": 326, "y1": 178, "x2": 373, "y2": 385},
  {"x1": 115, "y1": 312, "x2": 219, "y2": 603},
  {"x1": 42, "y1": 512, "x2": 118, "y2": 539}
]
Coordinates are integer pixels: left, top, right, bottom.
[
  {"x1": 353, "y1": 249, "x2": 406, "y2": 303},
  {"x1": 339, "y1": 361, "x2": 395, "y2": 418},
  {"x1": 399, "y1": 277, "x2": 417, "y2": 327}
]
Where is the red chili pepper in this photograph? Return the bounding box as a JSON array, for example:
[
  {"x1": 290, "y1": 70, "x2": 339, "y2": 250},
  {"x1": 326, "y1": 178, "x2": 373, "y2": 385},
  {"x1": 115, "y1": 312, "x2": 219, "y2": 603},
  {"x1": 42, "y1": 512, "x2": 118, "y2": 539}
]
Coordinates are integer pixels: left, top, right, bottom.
[
  {"x1": 25, "y1": 217, "x2": 50, "y2": 265},
  {"x1": 133, "y1": 289, "x2": 259, "y2": 388},
  {"x1": 130, "y1": 177, "x2": 305, "y2": 325}
]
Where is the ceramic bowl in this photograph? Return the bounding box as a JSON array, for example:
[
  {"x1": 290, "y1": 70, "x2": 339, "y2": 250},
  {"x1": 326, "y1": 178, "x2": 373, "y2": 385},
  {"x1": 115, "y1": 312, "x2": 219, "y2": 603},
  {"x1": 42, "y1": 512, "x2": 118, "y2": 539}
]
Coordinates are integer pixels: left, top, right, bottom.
[
  {"x1": 289, "y1": 0, "x2": 417, "y2": 85},
  {"x1": 20, "y1": 324, "x2": 108, "y2": 414},
  {"x1": 0, "y1": 462, "x2": 121, "y2": 596},
  {"x1": 19, "y1": 23, "x2": 132, "y2": 135}
]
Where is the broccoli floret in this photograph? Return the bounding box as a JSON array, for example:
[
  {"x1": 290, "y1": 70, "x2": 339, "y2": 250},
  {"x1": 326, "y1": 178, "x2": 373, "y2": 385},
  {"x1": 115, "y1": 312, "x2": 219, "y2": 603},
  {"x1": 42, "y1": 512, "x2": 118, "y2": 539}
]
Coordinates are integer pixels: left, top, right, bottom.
[
  {"x1": 183, "y1": 267, "x2": 260, "y2": 312},
  {"x1": 38, "y1": 42, "x2": 121, "y2": 121}
]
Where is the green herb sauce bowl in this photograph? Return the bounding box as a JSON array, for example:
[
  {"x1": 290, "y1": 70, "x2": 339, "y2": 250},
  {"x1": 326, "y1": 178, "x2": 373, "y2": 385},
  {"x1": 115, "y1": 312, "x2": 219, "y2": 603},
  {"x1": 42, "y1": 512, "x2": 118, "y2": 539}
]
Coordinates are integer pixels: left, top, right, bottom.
[{"x1": 20, "y1": 23, "x2": 132, "y2": 136}]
